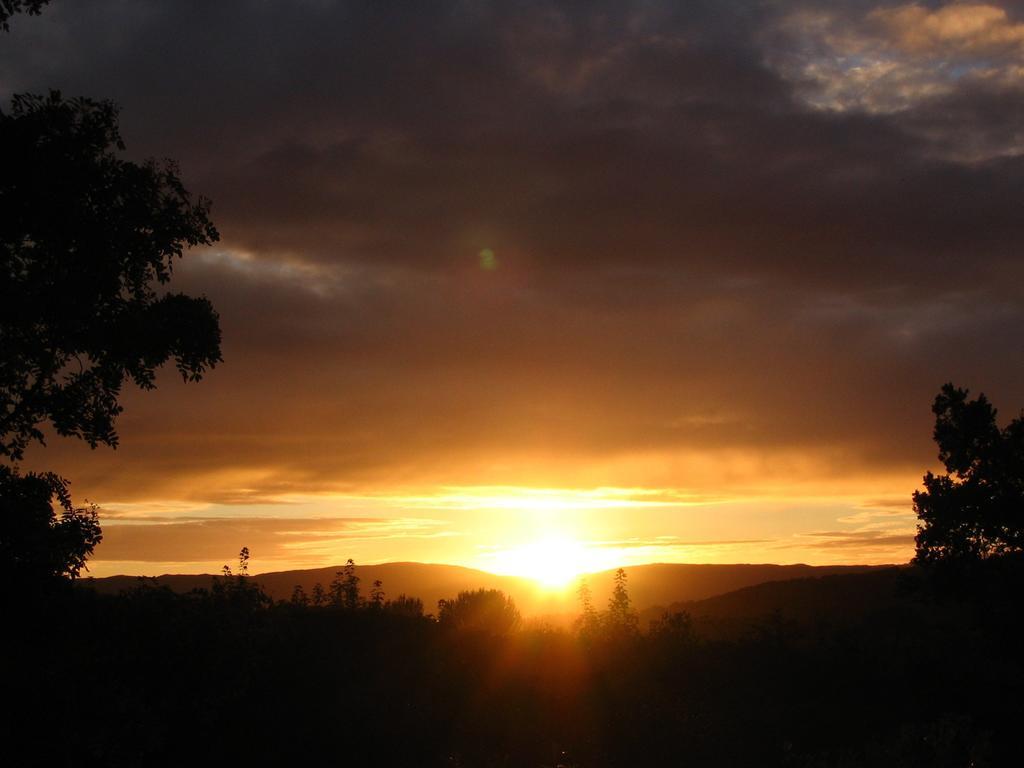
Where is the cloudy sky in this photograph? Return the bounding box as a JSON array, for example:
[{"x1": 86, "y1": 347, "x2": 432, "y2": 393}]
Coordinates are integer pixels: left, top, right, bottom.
[{"x1": 5, "y1": 0, "x2": 1024, "y2": 578}]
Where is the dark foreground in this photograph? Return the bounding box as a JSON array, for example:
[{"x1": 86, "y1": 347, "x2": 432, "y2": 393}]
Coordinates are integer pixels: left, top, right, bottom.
[{"x1": 8, "y1": 563, "x2": 1023, "y2": 767}]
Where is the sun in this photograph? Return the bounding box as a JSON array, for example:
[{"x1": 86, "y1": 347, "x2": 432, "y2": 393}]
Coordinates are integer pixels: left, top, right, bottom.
[{"x1": 486, "y1": 535, "x2": 611, "y2": 589}]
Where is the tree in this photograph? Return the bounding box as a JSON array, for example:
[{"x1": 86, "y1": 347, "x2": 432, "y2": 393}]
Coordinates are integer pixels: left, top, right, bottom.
[
  {"x1": 913, "y1": 383, "x2": 1024, "y2": 564},
  {"x1": 329, "y1": 559, "x2": 362, "y2": 609},
  {"x1": 0, "y1": 464, "x2": 101, "y2": 583},
  {"x1": 0, "y1": 0, "x2": 50, "y2": 31},
  {"x1": 0, "y1": 92, "x2": 221, "y2": 461},
  {"x1": 311, "y1": 582, "x2": 327, "y2": 607},
  {"x1": 573, "y1": 577, "x2": 600, "y2": 640},
  {"x1": 2, "y1": 0, "x2": 217, "y2": 589},
  {"x1": 237, "y1": 546, "x2": 250, "y2": 577},
  {"x1": 212, "y1": 546, "x2": 269, "y2": 609},
  {"x1": 384, "y1": 594, "x2": 424, "y2": 618},
  {"x1": 649, "y1": 610, "x2": 695, "y2": 645},
  {"x1": 369, "y1": 578, "x2": 385, "y2": 609},
  {"x1": 605, "y1": 568, "x2": 639, "y2": 637},
  {"x1": 437, "y1": 588, "x2": 521, "y2": 635}
]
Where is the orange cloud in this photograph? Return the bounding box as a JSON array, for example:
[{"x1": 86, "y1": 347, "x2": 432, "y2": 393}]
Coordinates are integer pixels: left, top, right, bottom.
[{"x1": 871, "y1": 4, "x2": 1024, "y2": 54}]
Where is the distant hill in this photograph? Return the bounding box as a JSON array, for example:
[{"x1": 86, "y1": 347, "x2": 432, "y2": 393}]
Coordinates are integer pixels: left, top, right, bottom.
[
  {"x1": 639, "y1": 566, "x2": 910, "y2": 630},
  {"x1": 582, "y1": 563, "x2": 891, "y2": 611},
  {"x1": 83, "y1": 562, "x2": 540, "y2": 614},
  {"x1": 81, "y1": 561, "x2": 893, "y2": 617}
]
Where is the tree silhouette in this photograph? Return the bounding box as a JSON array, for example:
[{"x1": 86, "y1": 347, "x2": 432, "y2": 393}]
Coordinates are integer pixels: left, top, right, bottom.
[
  {"x1": 574, "y1": 577, "x2": 600, "y2": 640},
  {"x1": 369, "y1": 579, "x2": 385, "y2": 609},
  {"x1": 290, "y1": 584, "x2": 310, "y2": 606},
  {"x1": 437, "y1": 588, "x2": 521, "y2": 635},
  {"x1": 384, "y1": 594, "x2": 424, "y2": 618},
  {"x1": 329, "y1": 558, "x2": 362, "y2": 609},
  {"x1": 0, "y1": 92, "x2": 221, "y2": 461},
  {"x1": 606, "y1": 567, "x2": 639, "y2": 636},
  {"x1": 212, "y1": 546, "x2": 269, "y2": 609},
  {"x1": 0, "y1": 0, "x2": 50, "y2": 31},
  {"x1": 649, "y1": 610, "x2": 695, "y2": 644},
  {"x1": 0, "y1": 465, "x2": 101, "y2": 582},
  {"x1": 914, "y1": 383, "x2": 1024, "y2": 564},
  {"x1": 311, "y1": 582, "x2": 327, "y2": 607}
]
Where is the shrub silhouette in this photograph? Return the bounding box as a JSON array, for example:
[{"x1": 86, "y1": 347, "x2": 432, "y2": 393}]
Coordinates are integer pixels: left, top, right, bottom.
[
  {"x1": 384, "y1": 593, "x2": 424, "y2": 618},
  {"x1": 437, "y1": 588, "x2": 521, "y2": 634}
]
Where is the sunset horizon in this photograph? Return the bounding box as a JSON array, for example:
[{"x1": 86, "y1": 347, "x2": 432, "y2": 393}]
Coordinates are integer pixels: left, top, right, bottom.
[
  {"x1": 73, "y1": 482, "x2": 919, "y2": 580},
  {"x1": 8, "y1": 2, "x2": 1024, "y2": 587},
  {"x1": 6, "y1": 2, "x2": 1024, "y2": 764}
]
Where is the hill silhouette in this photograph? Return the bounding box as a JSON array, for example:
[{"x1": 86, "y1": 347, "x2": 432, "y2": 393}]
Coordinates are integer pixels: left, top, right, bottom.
[
  {"x1": 640, "y1": 566, "x2": 910, "y2": 629},
  {"x1": 82, "y1": 561, "x2": 892, "y2": 616}
]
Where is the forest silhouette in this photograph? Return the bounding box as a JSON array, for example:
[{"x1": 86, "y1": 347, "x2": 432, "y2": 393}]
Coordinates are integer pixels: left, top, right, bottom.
[
  {"x1": 8, "y1": 540, "x2": 1024, "y2": 766},
  {"x1": 4, "y1": 2, "x2": 1024, "y2": 765},
  {"x1": 7, "y1": 374, "x2": 1024, "y2": 765},
  {"x1": 7, "y1": 381, "x2": 1024, "y2": 765}
]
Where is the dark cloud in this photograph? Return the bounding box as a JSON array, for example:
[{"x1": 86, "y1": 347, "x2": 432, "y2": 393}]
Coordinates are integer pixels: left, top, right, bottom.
[
  {"x1": 5, "y1": 1, "x2": 1022, "y2": 283},
  {"x1": 4, "y1": 1, "x2": 1024, "y2": 506},
  {"x1": 94, "y1": 516, "x2": 452, "y2": 562}
]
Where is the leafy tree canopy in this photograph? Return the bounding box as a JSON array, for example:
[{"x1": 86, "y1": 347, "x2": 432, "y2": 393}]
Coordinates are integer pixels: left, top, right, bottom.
[
  {"x1": 913, "y1": 383, "x2": 1024, "y2": 564},
  {"x1": 0, "y1": 464, "x2": 101, "y2": 582},
  {"x1": 0, "y1": 0, "x2": 49, "y2": 31},
  {"x1": 0, "y1": 92, "x2": 221, "y2": 460}
]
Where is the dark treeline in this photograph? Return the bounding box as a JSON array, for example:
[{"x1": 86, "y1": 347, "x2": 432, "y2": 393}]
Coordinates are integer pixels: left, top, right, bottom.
[
  {"x1": 7, "y1": 554, "x2": 1023, "y2": 767},
  {"x1": 4, "y1": 382, "x2": 1024, "y2": 766}
]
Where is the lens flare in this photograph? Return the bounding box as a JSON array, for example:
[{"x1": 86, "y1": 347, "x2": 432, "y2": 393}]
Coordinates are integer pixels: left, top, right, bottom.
[{"x1": 478, "y1": 248, "x2": 498, "y2": 270}]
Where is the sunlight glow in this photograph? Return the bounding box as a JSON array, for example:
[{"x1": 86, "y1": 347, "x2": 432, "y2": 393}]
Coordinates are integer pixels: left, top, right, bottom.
[
  {"x1": 484, "y1": 535, "x2": 620, "y2": 589},
  {"x1": 381, "y1": 486, "x2": 697, "y2": 511}
]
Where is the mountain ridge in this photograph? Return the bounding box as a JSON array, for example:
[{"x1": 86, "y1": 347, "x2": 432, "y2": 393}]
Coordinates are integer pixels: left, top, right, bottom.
[{"x1": 81, "y1": 561, "x2": 897, "y2": 616}]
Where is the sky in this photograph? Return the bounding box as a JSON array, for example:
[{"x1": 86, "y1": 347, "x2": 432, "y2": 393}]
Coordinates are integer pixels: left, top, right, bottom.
[{"x1": 4, "y1": 0, "x2": 1024, "y2": 580}]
